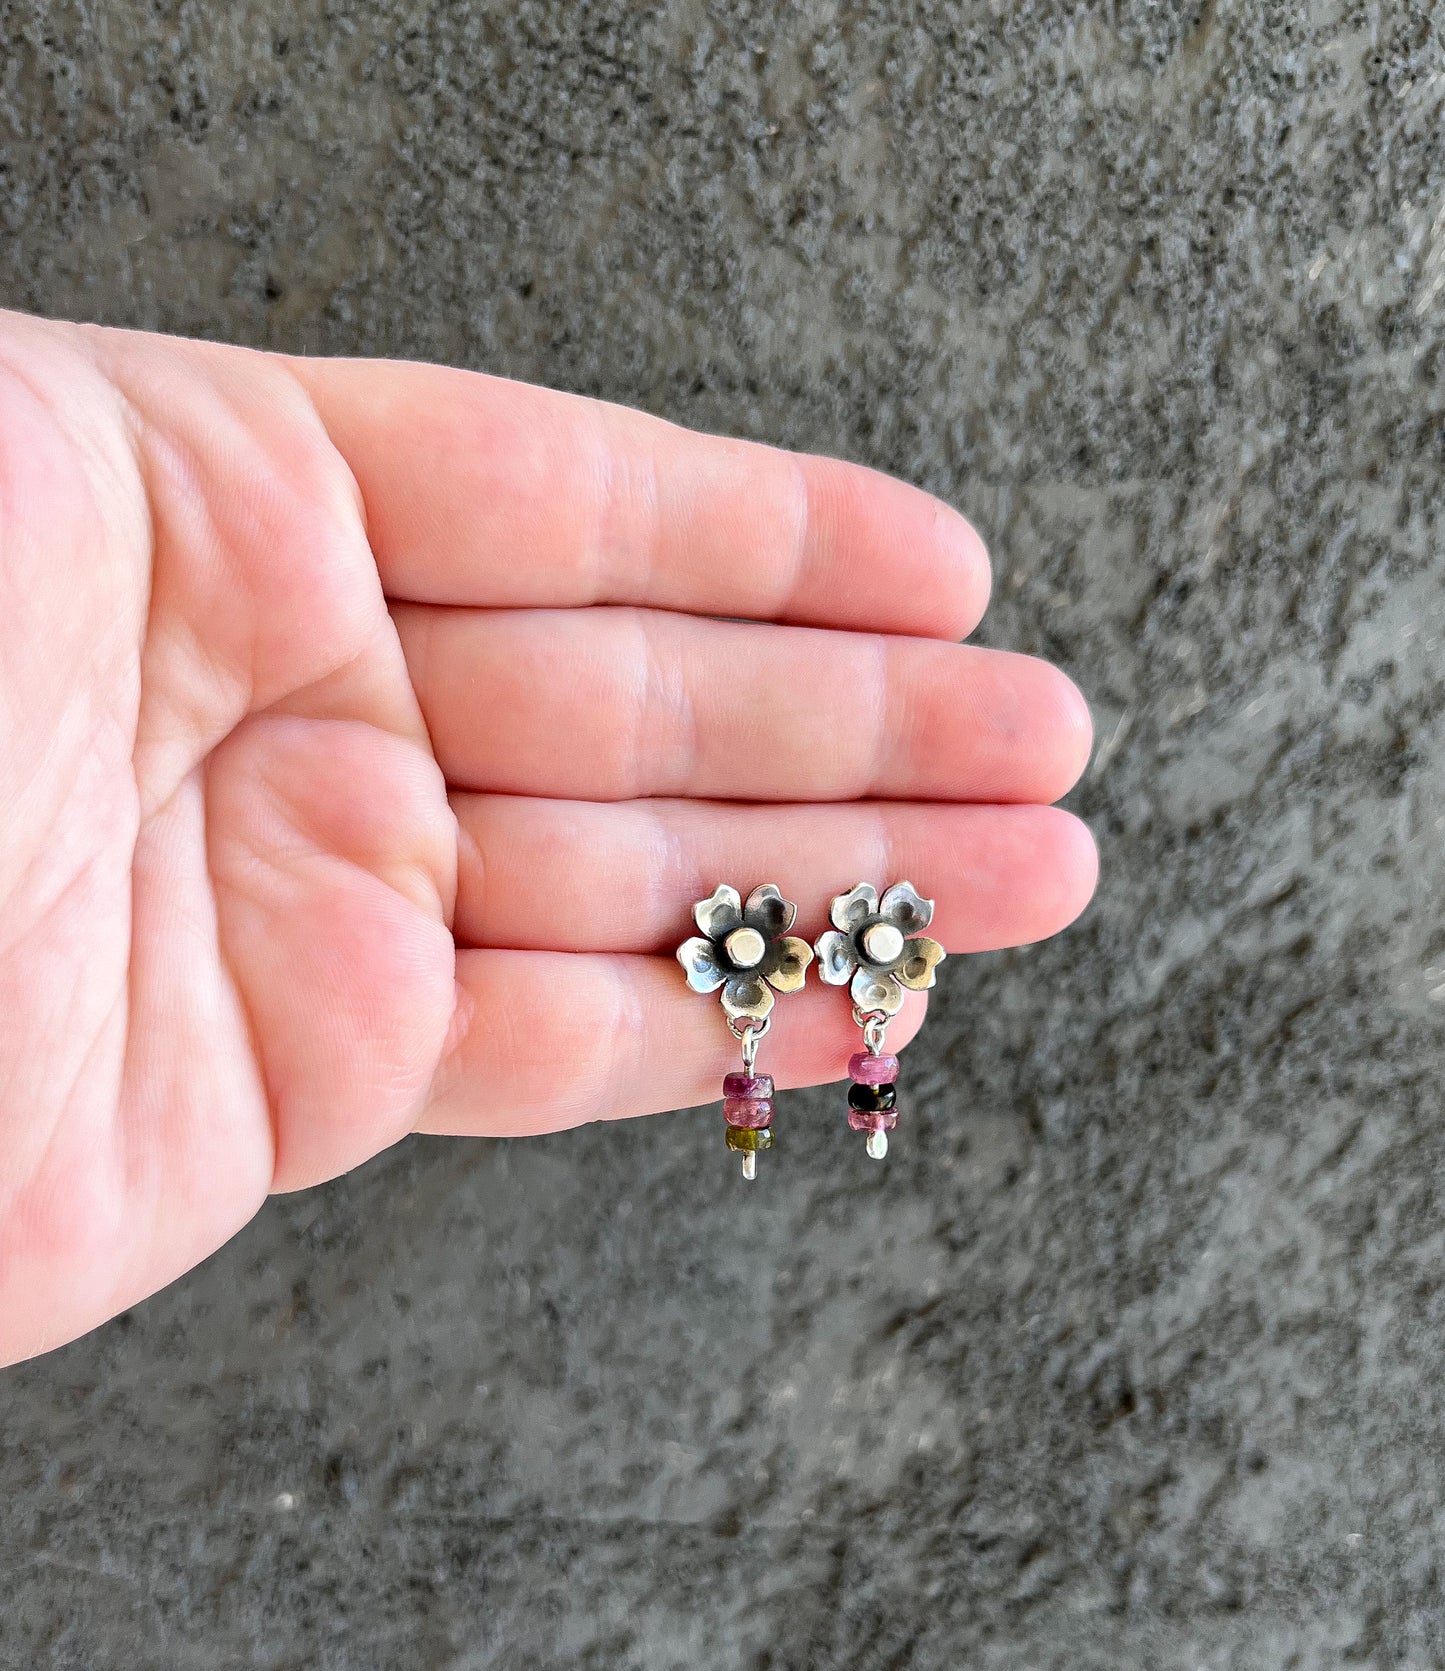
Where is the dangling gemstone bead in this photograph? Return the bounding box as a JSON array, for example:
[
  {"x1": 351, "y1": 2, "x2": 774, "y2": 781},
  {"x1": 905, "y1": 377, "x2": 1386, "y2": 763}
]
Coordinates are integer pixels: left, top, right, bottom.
[
  {"x1": 848, "y1": 1052, "x2": 899, "y2": 1086},
  {"x1": 723, "y1": 1071, "x2": 774, "y2": 1172},
  {"x1": 723, "y1": 1073, "x2": 772, "y2": 1100},
  {"x1": 846, "y1": 1054, "x2": 899, "y2": 1156}
]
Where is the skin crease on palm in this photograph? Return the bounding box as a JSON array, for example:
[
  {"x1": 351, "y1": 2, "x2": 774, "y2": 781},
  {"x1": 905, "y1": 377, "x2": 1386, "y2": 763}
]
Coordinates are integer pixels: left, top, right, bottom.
[{"x1": 0, "y1": 307, "x2": 1096, "y2": 1367}]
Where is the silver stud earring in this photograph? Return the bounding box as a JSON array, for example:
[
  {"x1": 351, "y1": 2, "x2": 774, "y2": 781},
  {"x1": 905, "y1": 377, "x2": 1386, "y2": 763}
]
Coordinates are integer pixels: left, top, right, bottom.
[
  {"x1": 677, "y1": 884, "x2": 814, "y2": 1179},
  {"x1": 814, "y1": 882, "x2": 946, "y2": 1160}
]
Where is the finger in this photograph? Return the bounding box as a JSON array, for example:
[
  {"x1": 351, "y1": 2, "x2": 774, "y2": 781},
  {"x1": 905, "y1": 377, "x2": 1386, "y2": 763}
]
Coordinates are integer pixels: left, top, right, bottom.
[
  {"x1": 395, "y1": 604, "x2": 1093, "y2": 805},
  {"x1": 421, "y1": 950, "x2": 928, "y2": 1138},
  {"x1": 451, "y1": 795, "x2": 1097, "y2": 955},
  {"x1": 290, "y1": 355, "x2": 990, "y2": 638}
]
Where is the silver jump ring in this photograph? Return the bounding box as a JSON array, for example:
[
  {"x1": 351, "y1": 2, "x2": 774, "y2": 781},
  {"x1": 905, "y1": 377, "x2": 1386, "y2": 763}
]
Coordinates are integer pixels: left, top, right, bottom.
[
  {"x1": 728, "y1": 1014, "x2": 771, "y2": 1074},
  {"x1": 852, "y1": 1006, "x2": 890, "y2": 1055}
]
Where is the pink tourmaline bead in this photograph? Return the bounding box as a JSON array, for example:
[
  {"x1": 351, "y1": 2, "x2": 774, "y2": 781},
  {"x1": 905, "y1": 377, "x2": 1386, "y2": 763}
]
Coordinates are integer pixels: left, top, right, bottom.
[
  {"x1": 848, "y1": 1108, "x2": 899, "y2": 1134},
  {"x1": 723, "y1": 1073, "x2": 773, "y2": 1100},
  {"x1": 724, "y1": 1097, "x2": 774, "y2": 1129},
  {"x1": 848, "y1": 1053, "x2": 899, "y2": 1085}
]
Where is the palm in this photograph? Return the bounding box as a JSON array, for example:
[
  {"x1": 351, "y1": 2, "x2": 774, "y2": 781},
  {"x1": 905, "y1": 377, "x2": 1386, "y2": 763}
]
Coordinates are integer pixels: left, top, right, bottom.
[{"x1": 0, "y1": 311, "x2": 1095, "y2": 1364}]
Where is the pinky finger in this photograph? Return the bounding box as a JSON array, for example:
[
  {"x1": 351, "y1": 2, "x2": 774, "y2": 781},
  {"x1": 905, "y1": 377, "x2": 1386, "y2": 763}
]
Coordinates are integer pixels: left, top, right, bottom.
[{"x1": 420, "y1": 950, "x2": 928, "y2": 1139}]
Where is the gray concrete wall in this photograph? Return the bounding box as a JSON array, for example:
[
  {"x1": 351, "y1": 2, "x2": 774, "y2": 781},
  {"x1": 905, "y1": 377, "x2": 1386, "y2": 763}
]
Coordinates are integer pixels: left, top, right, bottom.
[{"x1": 3, "y1": 2, "x2": 1444, "y2": 1666}]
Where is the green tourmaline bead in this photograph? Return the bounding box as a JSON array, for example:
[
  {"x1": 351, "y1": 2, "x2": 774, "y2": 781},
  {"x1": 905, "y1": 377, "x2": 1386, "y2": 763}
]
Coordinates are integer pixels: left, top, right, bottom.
[{"x1": 725, "y1": 1124, "x2": 773, "y2": 1153}]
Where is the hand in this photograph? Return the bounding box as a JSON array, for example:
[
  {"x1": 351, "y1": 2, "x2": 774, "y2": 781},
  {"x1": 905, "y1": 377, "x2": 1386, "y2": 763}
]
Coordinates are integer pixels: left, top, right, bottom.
[{"x1": 0, "y1": 310, "x2": 1095, "y2": 1364}]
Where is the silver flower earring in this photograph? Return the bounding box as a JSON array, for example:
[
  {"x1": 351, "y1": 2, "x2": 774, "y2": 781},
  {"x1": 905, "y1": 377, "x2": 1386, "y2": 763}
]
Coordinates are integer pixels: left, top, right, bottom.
[
  {"x1": 814, "y1": 882, "x2": 946, "y2": 1160},
  {"x1": 677, "y1": 885, "x2": 814, "y2": 1179}
]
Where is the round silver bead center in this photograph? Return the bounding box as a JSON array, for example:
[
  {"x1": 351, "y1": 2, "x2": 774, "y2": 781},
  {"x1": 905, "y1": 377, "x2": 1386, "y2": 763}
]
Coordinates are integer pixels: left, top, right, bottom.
[
  {"x1": 861, "y1": 922, "x2": 905, "y2": 965},
  {"x1": 725, "y1": 926, "x2": 767, "y2": 969}
]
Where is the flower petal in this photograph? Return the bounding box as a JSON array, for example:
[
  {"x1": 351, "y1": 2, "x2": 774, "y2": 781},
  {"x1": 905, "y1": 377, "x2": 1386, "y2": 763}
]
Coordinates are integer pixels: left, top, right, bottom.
[
  {"x1": 722, "y1": 973, "x2": 775, "y2": 1020},
  {"x1": 880, "y1": 880, "x2": 934, "y2": 935},
  {"x1": 677, "y1": 936, "x2": 727, "y2": 994},
  {"x1": 896, "y1": 935, "x2": 945, "y2": 991},
  {"x1": 851, "y1": 965, "x2": 905, "y2": 1015},
  {"x1": 744, "y1": 883, "x2": 796, "y2": 937},
  {"x1": 764, "y1": 936, "x2": 813, "y2": 994},
  {"x1": 694, "y1": 883, "x2": 743, "y2": 940},
  {"x1": 829, "y1": 882, "x2": 878, "y2": 934},
  {"x1": 813, "y1": 929, "x2": 857, "y2": 986}
]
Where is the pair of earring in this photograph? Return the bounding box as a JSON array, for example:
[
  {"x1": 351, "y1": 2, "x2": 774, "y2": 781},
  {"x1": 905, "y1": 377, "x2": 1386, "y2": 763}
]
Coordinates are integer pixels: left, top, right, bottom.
[{"x1": 676, "y1": 882, "x2": 946, "y2": 1179}]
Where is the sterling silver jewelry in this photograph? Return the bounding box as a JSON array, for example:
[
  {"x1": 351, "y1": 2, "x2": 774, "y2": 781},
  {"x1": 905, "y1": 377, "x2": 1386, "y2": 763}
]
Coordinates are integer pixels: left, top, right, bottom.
[
  {"x1": 677, "y1": 885, "x2": 813, "y2": 1179},
  {"x1": 815, "y1": 882, "x2": 945, "y2": 1160}
]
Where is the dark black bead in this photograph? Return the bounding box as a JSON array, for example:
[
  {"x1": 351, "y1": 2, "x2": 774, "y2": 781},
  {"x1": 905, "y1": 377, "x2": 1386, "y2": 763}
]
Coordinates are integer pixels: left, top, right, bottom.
[{"x1": 848, "y1": 1081, "x2": 897, "y2": 1112}]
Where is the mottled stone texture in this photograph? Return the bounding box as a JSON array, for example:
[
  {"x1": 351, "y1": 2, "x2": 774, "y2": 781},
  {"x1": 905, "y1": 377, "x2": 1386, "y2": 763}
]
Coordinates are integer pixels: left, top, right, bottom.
[{"x1": 3, "y1": 2, "x2": 1445, "y2": 1666}]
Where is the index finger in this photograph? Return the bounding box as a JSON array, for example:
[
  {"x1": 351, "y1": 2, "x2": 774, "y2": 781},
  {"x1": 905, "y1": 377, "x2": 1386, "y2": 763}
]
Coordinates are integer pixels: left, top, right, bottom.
[{"x1": 289, "y1": 356, "x2": 991, "y2": 639}]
